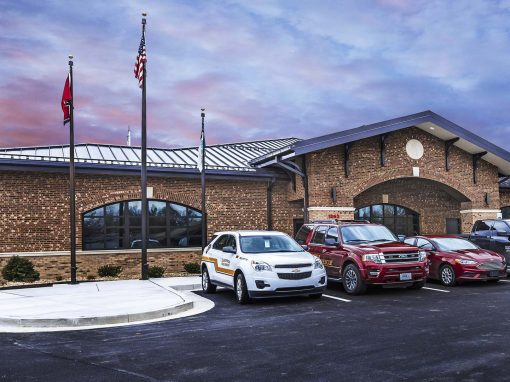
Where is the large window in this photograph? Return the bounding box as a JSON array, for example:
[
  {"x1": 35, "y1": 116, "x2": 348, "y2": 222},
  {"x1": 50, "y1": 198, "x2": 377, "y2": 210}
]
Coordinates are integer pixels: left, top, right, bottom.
[
  {"x1": 82, "y1": 200, "x2": 202, "y2": 250},
  {"x1": 354, "y1": 204, "x2": 419, "y2": 236}
]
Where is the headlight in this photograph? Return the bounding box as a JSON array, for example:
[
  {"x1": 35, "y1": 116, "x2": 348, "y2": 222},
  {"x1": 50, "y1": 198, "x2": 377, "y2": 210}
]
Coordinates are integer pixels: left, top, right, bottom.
[
  {"x1": 251, "y1": 260, "x2": 272, "y2": 272},
  {"x1": 314, "y1": 258, "x2": 324, "y2": 269},
  {"x1": 362, "y1": 253, "x2": 385, "y2": 264},
  {"x1": 455, "y1": 259, "x2": 477, "y2": 265},
  {"x1": 418, "y1": 251, "x2": 427, "y2": 262}
]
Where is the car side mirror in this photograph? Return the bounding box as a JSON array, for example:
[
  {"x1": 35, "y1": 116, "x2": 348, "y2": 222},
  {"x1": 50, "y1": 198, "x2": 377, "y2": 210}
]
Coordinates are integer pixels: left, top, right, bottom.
[
  {"x1": 397, "y1": 235, "x2": 406, "y2": 243},
  {"x1": 324, "y1": 238, "x2": 339, "y2": 246},
  {"x1": 301, "y1": 245, "x2": 309, "y2": 251},
  {"x1": 222, "y1": 246, "x2": 236, "y2": 254}
]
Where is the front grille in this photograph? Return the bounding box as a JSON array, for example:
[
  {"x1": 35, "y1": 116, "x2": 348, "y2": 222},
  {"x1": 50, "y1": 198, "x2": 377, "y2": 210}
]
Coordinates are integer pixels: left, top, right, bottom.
[
  {"x1": 477, "y1": 261, "x2": 504, "y2": 270},
  {"x1": 277, "y1": 271, "x2": 312, "y2": 280},
  {"x1": 274, "y1": 263, "x2": 312, "y2": 268},
  {"x1": 383, "y1": 252, "x2": 420, "y2": 263},
  {"x1": 387, "y1": 266, "x2": 422, "y2": 272},
  {"x1": 275, "y1": 286, "x2": 315, "y2": 292}
]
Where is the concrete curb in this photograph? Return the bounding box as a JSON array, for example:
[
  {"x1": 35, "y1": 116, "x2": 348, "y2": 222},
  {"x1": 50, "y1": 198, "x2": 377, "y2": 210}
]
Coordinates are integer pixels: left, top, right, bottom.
[{"x1": 0, "y1": 301, "x2": 194, "y2": 328}]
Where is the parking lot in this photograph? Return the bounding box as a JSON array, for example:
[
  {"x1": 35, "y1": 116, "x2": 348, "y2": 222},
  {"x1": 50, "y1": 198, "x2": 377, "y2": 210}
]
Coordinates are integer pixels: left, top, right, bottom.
[{"x1": 1, "y1": 280, "x2": 510, "y2": 382}]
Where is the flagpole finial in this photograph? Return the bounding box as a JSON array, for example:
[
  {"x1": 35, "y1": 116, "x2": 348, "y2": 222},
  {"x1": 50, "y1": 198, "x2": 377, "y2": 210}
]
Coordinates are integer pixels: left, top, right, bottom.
[
  {"x1": 68, "y1": 54, "x2": 74, "y2": 60},
  {"x1": 201, "y1": 109, "x2": 205, "y2": 118}
]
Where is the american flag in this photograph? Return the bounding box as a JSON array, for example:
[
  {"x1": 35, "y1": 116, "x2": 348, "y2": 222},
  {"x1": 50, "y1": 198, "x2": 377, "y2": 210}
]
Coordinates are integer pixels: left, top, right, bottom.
[{"x1": 134, "y1": 30, "x2": 146, "y2": 88}]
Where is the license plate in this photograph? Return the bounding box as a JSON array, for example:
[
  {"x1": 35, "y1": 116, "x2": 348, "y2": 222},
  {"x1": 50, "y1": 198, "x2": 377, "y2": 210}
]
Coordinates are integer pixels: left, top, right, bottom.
[
  {"x1": 489, "y1": 270, "x2": 499, "y2": 277},
  {"x1": 399, "y1": 273, "x2": 412, "y2": 281}
]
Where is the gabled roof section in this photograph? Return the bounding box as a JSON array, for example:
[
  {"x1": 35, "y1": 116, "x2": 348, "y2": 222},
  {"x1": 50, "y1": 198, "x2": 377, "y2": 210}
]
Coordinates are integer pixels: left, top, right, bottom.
[
  {"x1": 250, "y1": 111, "x2": 510, "y2": 176},
  {"x1": 0, "y1": 138, "x2": 300, "y2": 174}
]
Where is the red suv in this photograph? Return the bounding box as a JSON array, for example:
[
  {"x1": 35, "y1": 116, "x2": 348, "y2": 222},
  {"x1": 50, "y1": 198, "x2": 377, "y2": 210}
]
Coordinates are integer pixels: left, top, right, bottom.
[{"x1": 295, "y1": 220, "x2": 428, "y2": 295}]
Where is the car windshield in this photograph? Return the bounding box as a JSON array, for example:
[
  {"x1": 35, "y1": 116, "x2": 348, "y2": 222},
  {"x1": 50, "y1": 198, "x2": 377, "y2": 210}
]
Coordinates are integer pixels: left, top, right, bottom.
[
  {"x1": 240, "y1": 235, "x2": 304, "y2": 254},
  {"x1": 432, "y1": 238, "x2": 478, "y2": 251},
  {"x1": 341, "y1": 225, "x2": 397, "y2": 244}
]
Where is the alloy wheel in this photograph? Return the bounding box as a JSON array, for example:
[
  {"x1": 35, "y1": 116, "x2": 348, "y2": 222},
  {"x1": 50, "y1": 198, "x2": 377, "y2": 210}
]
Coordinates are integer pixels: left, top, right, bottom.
[
  {"x1": 202, "y1": 270, "x2": 208, "y2": 290},
  {"x1": 441, "y1": 266, "x2": 454, "y2": 285},
  {"x1": 345, "y1": 269, "x2": 358, "y2": 291},
  {"x1": 236, "y1": 276, "x2": 243, "y2": 300}
]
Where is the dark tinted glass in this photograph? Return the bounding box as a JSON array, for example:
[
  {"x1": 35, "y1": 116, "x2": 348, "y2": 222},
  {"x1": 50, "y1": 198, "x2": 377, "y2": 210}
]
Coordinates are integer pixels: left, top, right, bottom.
[
  {"x1": 295, "y1": 225, "x2": 312, "y2": 244},
  {"x1": 503, "y1": 207, "x2": 510, "y2": 220},
  {"x1": 82, "y1": 200, "x2": 202, "y2": 250},
  {"x1": 493, "y1": 221, "x2": 510, "y2": 234},
  {"x1": 474, "y1": 221, "x2": 492, "y2": 234},
  {"x1": 354, "y1": 204, "x2": 419, "y2": 237},
  {"x1": 326, "y1": 227, "x2": 339, "y2": 240},
  {"x1": 311, "y1": 226, "x2": 327, "y2": 245}
]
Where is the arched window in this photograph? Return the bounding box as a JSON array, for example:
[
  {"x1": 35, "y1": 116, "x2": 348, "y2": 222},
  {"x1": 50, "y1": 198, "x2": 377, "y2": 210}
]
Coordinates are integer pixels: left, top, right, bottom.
[
  {"x1": 502, "y1": 206, "x2": 510, "y2": 220},
  {"x1": 82, "y1": 200, "x2": 202, "y2": 250},
  {"x1": 354, "y1": 204, "x2": 419, "y2": 236}
]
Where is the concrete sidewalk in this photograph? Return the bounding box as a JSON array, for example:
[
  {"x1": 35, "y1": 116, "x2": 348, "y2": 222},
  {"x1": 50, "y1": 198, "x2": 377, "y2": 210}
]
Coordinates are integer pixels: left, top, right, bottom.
[{"x1": 0, "y1": 276, "x2": 211, "y2": 332}]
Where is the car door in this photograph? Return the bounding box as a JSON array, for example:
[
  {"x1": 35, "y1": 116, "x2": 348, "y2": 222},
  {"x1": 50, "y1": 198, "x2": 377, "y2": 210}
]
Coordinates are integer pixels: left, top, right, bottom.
[
  {"x1": 307, "y1": 225, "x2": 327, "y2": 260},
  {"x1": 415, "y1": 238, "x2": 437, "y2": 278},
  {"x1": 491, "y1": 220, "x2": 510, "y2": 262},
  {"x1": 216, "y1": 234, "x2": 238, "y2": 286},
  {"x1": 206, "y1": 234, "x2": 230, "y2": 283},
  {"x1": 471, "y1": 220, "x2": 494, "y2": 250},
  {"x1": 323, "y1": 226, "x2": 344, "y2": 278}
]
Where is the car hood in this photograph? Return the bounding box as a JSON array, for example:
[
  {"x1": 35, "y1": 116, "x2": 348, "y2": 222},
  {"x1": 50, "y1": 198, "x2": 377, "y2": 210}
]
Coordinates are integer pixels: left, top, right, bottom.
[
  {"x1": 343, "y1": 241, "x2": 419, "y2": 255},
  {"x1": 247, "y1": 251, "x2": 316, "y2": 266},
  {"x1": 442, "y1": 249, "x2": 503, "y2": 262}
]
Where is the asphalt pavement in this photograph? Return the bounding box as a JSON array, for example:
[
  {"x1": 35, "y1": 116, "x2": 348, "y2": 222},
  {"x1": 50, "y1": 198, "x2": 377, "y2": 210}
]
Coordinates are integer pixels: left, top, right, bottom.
[{"x1": 1, "y1": 280, "x2": 510, "y2": 381}]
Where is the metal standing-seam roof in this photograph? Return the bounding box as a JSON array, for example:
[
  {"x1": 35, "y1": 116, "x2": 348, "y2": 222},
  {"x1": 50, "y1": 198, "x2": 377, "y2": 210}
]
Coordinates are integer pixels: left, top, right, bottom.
[{"x1": 0, "y1": 138, "x2": 300, "y2": 173}]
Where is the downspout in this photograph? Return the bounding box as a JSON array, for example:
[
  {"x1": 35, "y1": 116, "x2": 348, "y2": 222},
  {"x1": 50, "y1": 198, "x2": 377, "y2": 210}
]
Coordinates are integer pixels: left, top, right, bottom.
[
  {"x1": 302, "y1": 155, "x2": 309, "y2": 223},
  {"x1": 267, "y1": 178, "x2": 276, "y2": 230}
]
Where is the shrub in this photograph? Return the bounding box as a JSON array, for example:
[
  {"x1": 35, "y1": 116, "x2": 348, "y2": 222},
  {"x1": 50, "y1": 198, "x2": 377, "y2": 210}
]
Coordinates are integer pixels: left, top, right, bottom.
[
  {"x1": 97, "y1": 264, "x2": 122, "y2": 278},
  {"x1": 86, "y1": 274, "x2": 96, "y2": 280},
  {"x1": 184, "y1": 262, "x2": 201, "y2": 274},
  {"x1": 148, "y1": 266, "x2": 165, "y2": 278},
  {"x1": 2, "y1": 256, "x2": 40, "y2": 282}
]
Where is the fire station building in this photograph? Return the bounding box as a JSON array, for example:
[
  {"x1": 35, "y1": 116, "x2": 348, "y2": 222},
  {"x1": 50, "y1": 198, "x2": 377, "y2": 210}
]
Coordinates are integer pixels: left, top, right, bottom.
[{"x1": 1, "y1": 110, "x2": 510, "y2": 280}]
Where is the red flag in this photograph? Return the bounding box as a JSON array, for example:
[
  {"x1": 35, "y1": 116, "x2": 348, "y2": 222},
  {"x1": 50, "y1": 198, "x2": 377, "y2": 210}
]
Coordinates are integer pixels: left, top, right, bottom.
[{"x1": 61, "y1": 74, "x2": 72, "y2": 125}]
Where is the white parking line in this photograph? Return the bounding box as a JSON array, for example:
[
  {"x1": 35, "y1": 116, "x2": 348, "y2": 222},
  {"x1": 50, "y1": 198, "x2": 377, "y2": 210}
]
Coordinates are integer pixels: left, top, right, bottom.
[
  {"x1": 423, "y1": 286, "x2": 450, "y2": 293},
  {"x1": 323, "y1": 294, "x2": 351, "y2": 302}
]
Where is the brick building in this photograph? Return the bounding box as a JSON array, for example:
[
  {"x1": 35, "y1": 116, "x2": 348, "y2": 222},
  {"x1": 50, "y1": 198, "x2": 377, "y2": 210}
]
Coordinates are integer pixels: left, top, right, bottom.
[{"x1": 1, "y1": 110, "x2": 510, "y2": 281}]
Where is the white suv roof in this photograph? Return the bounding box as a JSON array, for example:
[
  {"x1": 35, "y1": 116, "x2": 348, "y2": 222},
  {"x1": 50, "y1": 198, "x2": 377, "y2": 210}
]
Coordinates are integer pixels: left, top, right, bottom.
[{"x1": 213, "y1": 230, "x2": 287, "y2": 237}]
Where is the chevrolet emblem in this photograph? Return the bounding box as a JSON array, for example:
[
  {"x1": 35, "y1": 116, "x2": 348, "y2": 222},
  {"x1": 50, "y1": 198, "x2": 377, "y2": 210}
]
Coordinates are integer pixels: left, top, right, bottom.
[{"x1": 291, "y1": 268, "x2": 301, "y2": 273}]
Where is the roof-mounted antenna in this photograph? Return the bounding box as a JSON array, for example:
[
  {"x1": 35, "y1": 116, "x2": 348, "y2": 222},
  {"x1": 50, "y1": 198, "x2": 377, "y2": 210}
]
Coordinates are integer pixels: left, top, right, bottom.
[{"x1": 127, "y1": 126, "x2": 132, "y2": 146}]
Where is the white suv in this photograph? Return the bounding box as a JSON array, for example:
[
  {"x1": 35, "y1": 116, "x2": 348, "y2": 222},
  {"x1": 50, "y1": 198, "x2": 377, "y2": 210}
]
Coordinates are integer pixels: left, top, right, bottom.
[{"x1": 201, "y1": 230, "x2": 327, "y2": 304}]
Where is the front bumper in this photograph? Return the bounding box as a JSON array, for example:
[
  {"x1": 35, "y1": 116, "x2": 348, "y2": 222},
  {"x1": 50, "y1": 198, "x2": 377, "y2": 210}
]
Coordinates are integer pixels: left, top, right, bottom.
[
  {"x1": 245, "y1": 268, "x2": 327, "y2": 298},
  {"x1": 361, "y1": 262, "x2": 428, "y2": 285},
  {"x1": 456, "y1": 267, "x2": 507, "y2": 281}
]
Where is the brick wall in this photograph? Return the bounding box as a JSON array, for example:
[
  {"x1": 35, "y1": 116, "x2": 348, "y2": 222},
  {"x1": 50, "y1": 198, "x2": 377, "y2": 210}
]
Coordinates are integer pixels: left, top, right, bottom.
[
  {"x1": 500, "y1": 190, "x2": 510, "y2": 208},
  {"x1": 303, "y1": 126, "x2": 501, "y2": 232},
  {"x1": 0, "y1": 249, "x2": 201, "y2": 282},
  {"x1": 0, "y1": 172, "x2": 300, "y2": 252},
  {"x1": 354, "y1": 178, "x2": 462, "y2": 234}
]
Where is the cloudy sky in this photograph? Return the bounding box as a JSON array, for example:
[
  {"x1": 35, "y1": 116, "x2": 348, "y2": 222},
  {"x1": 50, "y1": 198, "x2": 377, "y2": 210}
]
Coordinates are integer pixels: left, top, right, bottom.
[{"x1": 2, "y1": 0, "x2": 510, "y2": 149}]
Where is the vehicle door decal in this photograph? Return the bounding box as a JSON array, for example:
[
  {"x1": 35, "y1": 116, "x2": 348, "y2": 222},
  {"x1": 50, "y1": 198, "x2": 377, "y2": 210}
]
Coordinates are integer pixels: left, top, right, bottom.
[{"x1": 202, "y1": 256, "x2": 235, "y2": 276}]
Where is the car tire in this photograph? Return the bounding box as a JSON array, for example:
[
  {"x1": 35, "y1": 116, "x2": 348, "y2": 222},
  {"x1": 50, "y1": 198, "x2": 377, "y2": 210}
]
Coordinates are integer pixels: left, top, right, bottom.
[
  {"x1": 439, "y1": 264, "x2": 456, "y2": 287},
  {"x1": 410, "y1": 280, "x2": 425, "y2": 290},
  {"x1": 235, "y1": 272, "x2": 250, "y2": 305},
  {"x1": 487, "y1": 279, "x2": 500, "y2": 283},
  {"x1": 342, "y1": 264, "x2": 367, "y2": 295},
  {"x1": 309, "y1": 293, "x2": 322, "y2": 299},
  {"x1": 201, "y1": 267, "x2": 217, "y2": 294}
]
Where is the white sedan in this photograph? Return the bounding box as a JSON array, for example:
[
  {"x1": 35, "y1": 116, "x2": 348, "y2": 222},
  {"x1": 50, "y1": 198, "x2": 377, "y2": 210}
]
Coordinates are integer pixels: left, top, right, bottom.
[{"x1": 201, "y1": 230, "x2": 327, "y2": 304}]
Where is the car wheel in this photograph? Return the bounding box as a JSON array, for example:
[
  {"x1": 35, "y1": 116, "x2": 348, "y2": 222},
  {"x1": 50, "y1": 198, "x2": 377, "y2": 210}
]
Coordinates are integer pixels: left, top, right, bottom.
[
  {"x1": 201, "y1": 267, "x2": 217, "y2": 294},
  {"x1": 309, "y1": 293, "x2": 322, "y2": 299},
  {"x1": 410, "y1": 280, "x2": 425, "y2": 290},
  {"x1": 342, "y1": 264, "x2": 367, "y2": 295},
  {"x1": 439, "y1": 264, "x2": 456, "y2": 286},
  {"x1": 235, "y1": 273, "x2": 250, "y2": 305}
]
